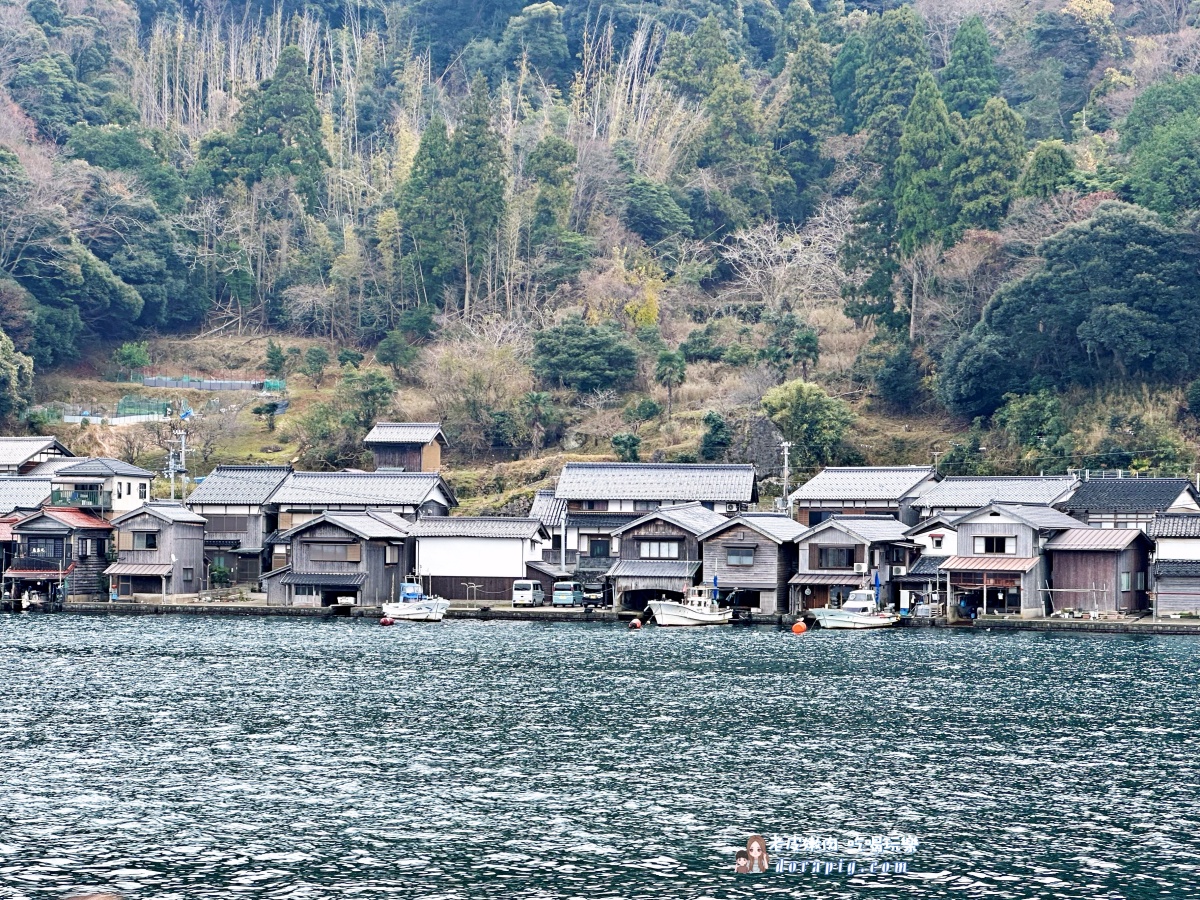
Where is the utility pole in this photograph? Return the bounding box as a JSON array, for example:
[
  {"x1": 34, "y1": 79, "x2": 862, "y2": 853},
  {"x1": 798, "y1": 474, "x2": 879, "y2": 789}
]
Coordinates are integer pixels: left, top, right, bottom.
[
  {"x1": 166, "y1": 440, "x2": 178, "y2": 500},
  {"x1": 780, "y1": 440, "x2": 792, "y2": 516},
  {"x1": 175, "y1": 429, "x2": 189, "y2": 499}
]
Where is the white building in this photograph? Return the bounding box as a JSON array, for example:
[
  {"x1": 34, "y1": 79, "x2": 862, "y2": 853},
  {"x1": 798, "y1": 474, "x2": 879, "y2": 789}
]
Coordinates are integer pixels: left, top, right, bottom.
[{"x1": 408, "y1": 517, "x2": 550, "y2": 601}]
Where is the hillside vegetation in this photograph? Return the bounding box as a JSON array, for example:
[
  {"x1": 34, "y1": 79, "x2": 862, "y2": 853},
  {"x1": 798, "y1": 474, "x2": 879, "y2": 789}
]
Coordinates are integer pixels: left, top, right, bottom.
[{"x1": 4, "y1": 0, "x2": 1200, "y2": 487}]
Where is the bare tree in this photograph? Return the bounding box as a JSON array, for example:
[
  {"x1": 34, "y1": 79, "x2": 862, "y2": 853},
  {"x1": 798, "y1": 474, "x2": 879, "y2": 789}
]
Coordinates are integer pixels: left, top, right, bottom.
[{"x1": 114, "y1": 428, "x2": 151, "y2": 466}]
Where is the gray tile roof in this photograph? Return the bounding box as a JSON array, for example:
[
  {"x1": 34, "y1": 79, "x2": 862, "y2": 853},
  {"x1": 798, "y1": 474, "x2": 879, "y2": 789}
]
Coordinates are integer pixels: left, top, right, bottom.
[
  {"x1": 186, "y1": 465, "x2": 292, "y2": 506},
  {"x1": 565, "y1": 512, "x2": 640, "y2": 529},
  {"x1": 906, "y1": 555, "x2": 946, "y2": 577},
  {"x1": 269, "y1": 471, "x2": 451, "y2": 508},
  {"x1": 804, "y1": 515, "x2": 910, "y2": 545},
  {"x1": 955, "y1": 503, "x2": 1083, "y2": 531},
  {"x1": 789, "y1": 466, "x2": 936, "y2": 502},
  {"x1": 112, "y1": 502, "x2": 207, "y2": 526},
  {"x1": 700, "y1": 513, "x2": 807, "y2": 543},
  {"x1": 1148, "y1": 514, "x2": 1200, "y2": 539},
  {"x1": 1156, "y1": 560, "x2": 1200, "y2": 578},
  {"x1": 914, "y1": 476, "x2": 1077, "y2": 511},
  {"x1": 24, "y1": 458, "x2": 83, "y2": 476},
  {"x1": 280, "y1": 571, "x2": 367, "y2": 587},
  {"x1": 555, "y1": 463, "x2": 757, "y2": 502},
  {"x1": 607, "y1": 559, "x2": 702, "y2": 578},
  {"x1": 56, "y1": 457, "x2": 154, "y2": 478},
  {"x1": 1062, "y1": 477, "x2": 1196, "y2": 513},
  {"x1": 611, "y1": 502, "x2": 728, "y2": 537},
  {"x1": 0, "y1": 477, "x2": 51, "y2": 514},
  {"x1": 324, "y1": 512, "x2": 412, "y2": 539},
  {"x1": 409, "y1": 516, "x2": 544, "y2": 539},
  {"x1": 364, "y1": 422, "x2": 446, "y2": 446},
  {"x1": 528, "y1": 489, "x2": 567, "y2": 527},
  {"x1": 0, "y1": 437, "x2": 70, "y2": 467}
]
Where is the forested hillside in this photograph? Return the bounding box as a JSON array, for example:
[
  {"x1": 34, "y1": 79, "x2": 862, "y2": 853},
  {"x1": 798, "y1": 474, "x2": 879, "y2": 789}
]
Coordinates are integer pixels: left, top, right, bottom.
[{"x1": 3, "y1": 0, "x2": 1200, "y2": 481}]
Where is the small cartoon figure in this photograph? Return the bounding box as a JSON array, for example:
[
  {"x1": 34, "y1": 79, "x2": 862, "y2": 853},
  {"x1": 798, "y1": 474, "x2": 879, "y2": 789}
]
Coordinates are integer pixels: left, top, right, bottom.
[
  {"x1": 746, "y1": 834, "x2": 770, "y2": 873},
  {"x1": 734, "y1": 849, "x2": 751, "y2": 873}
]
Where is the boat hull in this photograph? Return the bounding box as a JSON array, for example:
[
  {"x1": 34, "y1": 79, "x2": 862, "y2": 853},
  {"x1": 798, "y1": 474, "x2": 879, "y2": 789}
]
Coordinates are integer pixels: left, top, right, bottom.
[
  {"x1": 806, "y1": 608, "x2": 899, "y2": 630},
  {"x1": 648, "y1": 600, "x2": 733, "y2": 626},
  {"x1": 381, "y1": 597, "x2": 451, "y2": 622}
]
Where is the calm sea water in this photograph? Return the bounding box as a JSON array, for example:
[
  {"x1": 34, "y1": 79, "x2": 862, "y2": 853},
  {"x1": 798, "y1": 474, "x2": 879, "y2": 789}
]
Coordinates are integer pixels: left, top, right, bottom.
[{"x1": 0, "y1": 615, "x2": 1197, "y2": 899}]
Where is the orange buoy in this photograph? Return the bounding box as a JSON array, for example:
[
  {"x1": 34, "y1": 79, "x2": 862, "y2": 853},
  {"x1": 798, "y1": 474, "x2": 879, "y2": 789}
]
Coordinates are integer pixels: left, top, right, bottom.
[
  {"x1": 380, "y1": 617, "x2": 395, "y2": 626},
  {"x1": 791, "y1": 621, "x2": 807, "y2": 635},
  {"x1": 628, "y1": 618, "x2": 643, "y2": 630}
]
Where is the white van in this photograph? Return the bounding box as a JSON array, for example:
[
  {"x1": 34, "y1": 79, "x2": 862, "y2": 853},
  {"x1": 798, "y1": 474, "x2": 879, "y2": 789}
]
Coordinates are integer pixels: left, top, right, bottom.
[{"x1": 512, "y1": 580, "x2": 545, "y2": 607}]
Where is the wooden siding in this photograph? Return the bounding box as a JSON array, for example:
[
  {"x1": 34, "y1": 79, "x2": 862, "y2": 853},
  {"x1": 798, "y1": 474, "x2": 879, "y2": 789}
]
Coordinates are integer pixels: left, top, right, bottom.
[
  {"x1": 1048, "y1": 545, "x2": 1150, "y2": 612},
  {"x1": 1155, "y1": 578, "x2": 1200, "y2": 614},
  {"x1": 370, "y1": 444, "x2": 425, "y2": 471},
  {"x1": 284, "y1": 521, "x2": 407, "y2": 606},
  {"x1": 956, "y1": 520, "x2": 1037, "y2": 557},
  {"x1": 618, "y1": 519, "x2": 701, "y2": 561},
  {"x1": 113, "y1": 510, "x2": 207, "y2": 594}
]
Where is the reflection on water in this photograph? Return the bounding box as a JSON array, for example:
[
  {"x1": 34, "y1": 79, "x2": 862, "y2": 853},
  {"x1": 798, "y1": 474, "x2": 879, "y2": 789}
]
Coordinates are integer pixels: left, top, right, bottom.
[{"x1": 0, "y1": 615, "x2": 1197, "y2": 898}]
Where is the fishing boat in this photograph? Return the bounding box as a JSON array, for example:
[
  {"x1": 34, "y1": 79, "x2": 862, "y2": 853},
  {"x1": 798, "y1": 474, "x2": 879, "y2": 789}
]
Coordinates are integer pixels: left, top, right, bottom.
[
  {"x1": 648, "y1": 585, "x2": 733, "y2": 627},
  {"x1": 382, "y1": 582, "x2": 450, "y2": 622},
  {"x1": 805, "y1": 589, "x2": 899, "y2": 630}
]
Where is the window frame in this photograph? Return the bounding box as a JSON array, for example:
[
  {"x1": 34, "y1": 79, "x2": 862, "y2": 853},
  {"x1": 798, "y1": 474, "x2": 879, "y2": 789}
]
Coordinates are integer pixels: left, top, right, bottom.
[
  {"x1": 133, "y1": 531, "x2": 159, "y2": 551},
  {"x1": 727, "y1": 547, "x2": 755, "y2": 567},
  {"x1": 639, "y1": 540, "x2": 681, "y2": 559},
  {"x1": 973, "y1": 535, "x2": 1016, "y2": 555},
  {"x1": 817, "y1": 546, "x2": 855, "y2": 569}
]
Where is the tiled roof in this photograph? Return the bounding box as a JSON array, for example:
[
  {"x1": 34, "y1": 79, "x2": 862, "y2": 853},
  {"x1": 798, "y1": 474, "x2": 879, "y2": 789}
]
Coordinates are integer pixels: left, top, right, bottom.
[
  {"x1": 564, "y1": 512, "x2": 640, "y2": 529},
  {"x1": 409, "y1": 516, "x2": 544, "y2": 539},
  {"x1": 1155, "y1": 559, "x2": 1200, "y2": 578},
  {"x1": 1044, "y1": 528, "x2": 1146, "y2": 551},
  {"x1": 906, "y1": 555, "x2": 946, "y2": 577},
  {"x1": 699, "y1": 513, "x2": 807, "y2": 543},
  {"x1": 24, "y1": 458, "x2": 84, "y2": 476},
  {"x1": 112, "y1": 502, "x2": 206, "y2": 526},
  {"x1": 905, "y1": 514, "x2": 959, "y2": 537},
  {"x1": 0, "y1": 515, "x2": 20, "y2": 542},
  {"x1": 279, "y1": 511, "x2": 410, "y2": 541},
  {"x1": 104, "y1": 562, "x2": 173, "y2": 576},
  {"x1": 0, "y1": 477, "x2": 51, "y2": 514},
  {"x1": 269, "y1": 471, "x2": 452, "y2": 508},
  {"x1": 607, "y1": 559, "x2": 701, "y2": 578},
  {"x1": 279, "y1": 571, "x2": 367, "y2": 587},
  {"x1": 555, "y1": 463, "x2": 757, "y2": 502},
  {"x1": 939, "y1": 555, "x2": 1040, "y2": 573},
  {"x1": 186, "y1": 465, "x2": 292, "y2": 506},
  {"x1": 26, "y1": 507, "x2": 113, "y2": 531},
  {"x1": 611, "y1": 502, "x2": 728, "y2": 537},
  {"x1": 915, "y1": 476, "x2": 1077, "y2": 511},
  {"x1": 803, "y1": 515, "x2": 909, "y2": 545},
  {"x1": 364, "y1": 422, "x2": 445, "y2": 446},
  {"x1": 528, "y1": 489, "x2": 567, "y2": 527},
  {"x1": 56, "y1": 457, "x2": 154, "y2": 478},
  {"x1": 0, "y1": 436, "x2": 70, "y2": 467},
  {"x1": 789, "y1": 466, "x2": 936, "y2": 502},
  {"x1": 1148, "y1": 514, "x2": 1200, "y2": 539},
  {"x1": 953, "y1": 503, "x2": 1083, "y2": 531},
  {"x1": 1062, "y1": 477, "x2": 1196, "y2": 513},
  {"x1": 5, "y1": 561, "x2": 75, "y2": 578}
]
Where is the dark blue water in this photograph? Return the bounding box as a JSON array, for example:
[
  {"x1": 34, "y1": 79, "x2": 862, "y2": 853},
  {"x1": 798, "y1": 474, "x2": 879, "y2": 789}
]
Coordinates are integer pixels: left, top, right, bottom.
[{"x1": 0, "y1": 615, "x2": 1197, "y2": 899}]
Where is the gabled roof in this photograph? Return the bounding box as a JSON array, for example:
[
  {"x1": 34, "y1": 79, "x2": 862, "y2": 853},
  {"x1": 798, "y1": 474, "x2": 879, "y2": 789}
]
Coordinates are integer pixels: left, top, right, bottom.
[
  {"x1": 1148, "y1": 514, "x2": 1200, "y2": 539},
  {"x1": 939, "y1": 555, "x2": 1039, "y2": 573},
  {"x1": 279, "y1": 510, "x2": 411, "y2": 541},
  {"x1": 789, "y1": 466, "x2": 937, "y2": 503},
  {"x1": 112, "y1": 502, "x2": 207, "y2": 526},
  {"x1": 25, "y1": 458, "x2": 85, "y2": 477},
  {"x1": 610, "y1": 502, "x2": 728, "y2": 537},
  {"x1": 1061, "y1": 477, "x2": 1197, "y2": 513},
  {"x1": 952, "y1": 503, "x2": 1083, "y2": 531},
  {"x1": 16, "y1": 507, "x2": 112, "y2": 531},
  {"x1": 0, "y1": 477, "x2": 51, "y2": 514},
  {"x1": 0, "y1": 436, "x2": 71, "y2": 467},
  {"x1": 1155, "y1": 559, "x2": 1200, "y2": 578},
  {"x1": 914, "y1": 476, "x2": 1077, "y2": 511},
  {"x1": 364, "y1": 422, "x2": 446, "y2": 447},
  {"x1": 409, "y1": 516, "x2": 546, "y2": 539},
  {"x1": 555, "y1": 463, "x2": 757, "y2": 502},
  {"x1": 1044, "y1": 528, "x2": 1148, "y2": 551},
  {"x1": 269, "y1": 471, "x2": 457, "y2": 509},
  {"x1": 798, "y1": 515, "x2": 910, "y2": 545},
  {"x1": 607, "y1": 559, "x2": 702, "y2": 579},
  {"x1": 906, "y1": 555, "x2": 946, "y2": 577},
  {"x1": 904, "y1": 514, "x2": 959, "y2": 537},
  {"x1": 186, "y1": 465, "x2": 293, "y2": 506},
  {"x1": 528, "y1": 489, "x2": 567, "y2": 528},
  {"x1": 699, "y1": 512, "x2": 807, "y2": 544},
  {"x1": 55, "y1": 457, "x2": 154, "y2": 479}
]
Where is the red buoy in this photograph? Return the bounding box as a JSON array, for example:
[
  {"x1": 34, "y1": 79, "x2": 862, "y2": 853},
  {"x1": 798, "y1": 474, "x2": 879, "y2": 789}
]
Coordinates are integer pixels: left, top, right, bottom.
[
  {"x1": 380, "y1": 617, "x2": 395, "y2": 626},
  {"x1": 628, "y1": 618, "x2": 643, "y2": 630},
  {"x1": 791, "y1": 621, "x2": 807, "y2": 635}
]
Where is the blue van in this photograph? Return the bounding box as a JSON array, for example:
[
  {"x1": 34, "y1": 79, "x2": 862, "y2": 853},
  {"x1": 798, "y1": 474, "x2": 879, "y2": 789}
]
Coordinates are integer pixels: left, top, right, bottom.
[{"x1": 552, "y1": 581, "x2": 584, "y2": 607}]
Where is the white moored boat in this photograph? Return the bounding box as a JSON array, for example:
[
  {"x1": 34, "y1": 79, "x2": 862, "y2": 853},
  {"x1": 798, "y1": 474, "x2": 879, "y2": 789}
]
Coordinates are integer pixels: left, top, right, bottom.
[
  {"x1": 805, "y1": 589, "x2": 899, "y2": 630},
  {"x1": 648, "y1": 585, "x2": 733, "y2": 627},
  {"x1": 382, "y1": 582, "x2": 450, "y2": 622}
]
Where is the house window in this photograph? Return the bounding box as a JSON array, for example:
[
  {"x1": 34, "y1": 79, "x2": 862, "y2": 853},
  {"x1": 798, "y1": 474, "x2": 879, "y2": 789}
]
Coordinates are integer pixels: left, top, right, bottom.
[
  {"x1": 309, "y1": 543, "x2": 350, "y2": 562},
  {"x1": 133, "y1": 532, "x2": 158, "y2": 550},
  {"x1": 633, "y1": 501, "x2": 659, "y2": 512},
  {"x1": 138, "y1": 483, "x2": 148, "y2": 500},
  {"x1": 808, "y1": 511, "x2": 835, "y2": 526},
  {"x1": 973, "y1": 536, "x2": 1016, "y2": 555},
  {"x1": 639, "y1": 541, "x2": 680, "y2": 559},
  {"x1": 817, "y1": 547, "x2": 855, "y2": 569},
  {"x1": 116, "y1": 482, "x2": 123, "y2": 499},
  {"x1": 94, "y1": 539, "x2": 106, "y2": 557},
  {"x1": 27, "y1": 537, "x2": 64, "y2": 558},
  {"x1": 588, "y1": 538, "x2": 611, "y2": 558},
  {"x1": 183, "y1": 567, "x2": 193, "y2": 583},
  {"x1": 580, "y1": 500, "x2": 608, "y2": 511},
  {"x1": 931, "y1": 535, "x2": 943, "y2": 550},
  {"x1": 727, "y1": 547, "x2": 754, "y2": 566},
  {"x1": 206, "y1": 515, "x2": 249, "y2": 534},
  {"x1": 1120, "y1": 571, "x2": 1131, "y2": 592},
  {"x1": 385, "y1": 544, "x2": 400, "y2": 565},
  {"x1": 293, "y1": 584, "x2": 319, "y2": 597},
  {"x1": 1136, "y1": 571, "x2": 1146, "y2": 591}
]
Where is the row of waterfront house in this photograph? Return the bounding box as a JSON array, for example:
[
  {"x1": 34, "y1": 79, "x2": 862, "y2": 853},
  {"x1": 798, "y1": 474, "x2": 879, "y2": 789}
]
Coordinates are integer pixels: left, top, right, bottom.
[{"x1": 0, "y1": 428, "x2": 1199, "y2": 618}]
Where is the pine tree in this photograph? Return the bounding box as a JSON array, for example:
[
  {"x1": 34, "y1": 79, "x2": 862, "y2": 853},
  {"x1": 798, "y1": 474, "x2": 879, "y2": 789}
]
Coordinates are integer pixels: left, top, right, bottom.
[
  {"x1": 830, "y1": 31, "x2": 865, "y2": 132},
  {"x1": 940, "y1": 16, "x2": 999, "y2": 119},
  {"x1": 399, "y1": 117, "x2": 456, "y2": 303},
  {"x1": 228, "y1": 46, "x2": 330, "y2": 212},
  {"x1": 658, "y1": 15, "x2": 734, "y2": 99},
  {"x1": 775, "y1": 28, "x2": 835, "y2": 221},
  {"x1": 894, "y1": 72, "x2": 959, "y2": 255},
  {"x1": 697, "y1": 62, "x2": 776, "y2": 228},
  {"x1": 951, "y1": 97, "x2": 1027, "y2": 230},
  {"x1": 853, "y1": 7, "x2": 930, "y2": 132},
  {"x1": 1017, "y1": 140, "x2": 1077, "y2": 199}
]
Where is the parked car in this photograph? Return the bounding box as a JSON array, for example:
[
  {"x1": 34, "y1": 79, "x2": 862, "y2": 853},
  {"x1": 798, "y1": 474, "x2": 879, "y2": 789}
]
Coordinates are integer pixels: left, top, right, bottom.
[
  {"x1": 552, "y1": 581, "x2": 584, "y2": 607},
  {"x1": 582, "y1": 582, "x2": 606, "y2": 607},
  {"x1": 512, "y1": 580, "x2": 545, "y2": 607}
]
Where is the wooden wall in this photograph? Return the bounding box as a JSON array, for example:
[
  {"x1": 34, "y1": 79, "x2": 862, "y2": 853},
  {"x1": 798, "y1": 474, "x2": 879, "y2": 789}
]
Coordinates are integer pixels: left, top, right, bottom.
[{"x1": 618, "y1": 519, "x2": 701, "y2": 561}]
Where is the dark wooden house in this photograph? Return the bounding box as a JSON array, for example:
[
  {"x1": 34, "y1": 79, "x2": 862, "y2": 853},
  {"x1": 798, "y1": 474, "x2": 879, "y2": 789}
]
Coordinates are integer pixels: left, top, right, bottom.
[
  {"x1": 1043, "y1": 527, "x2": 1152, "y2": 614},
  {"x1": 698, "y1": 513, "x2": 806, "y2": 614},
  {"x1": 3, "y1": 507, "x2": 113, "y2": 601},
  {"x1": 186, "y1": 464, "x2": 292, "y2": 586},
  {"x1": 363, "y1": 422, "x2": 447, "y2": 471},
  {"x1": 606, "y1": 502, "x2": 727, "y2": 609},
  {"x1": 106, "y1": 502, "x2": 208, "y2": 599},
  {"x1": 791, "y1": 515, "x2": 913, "y2": 611}
]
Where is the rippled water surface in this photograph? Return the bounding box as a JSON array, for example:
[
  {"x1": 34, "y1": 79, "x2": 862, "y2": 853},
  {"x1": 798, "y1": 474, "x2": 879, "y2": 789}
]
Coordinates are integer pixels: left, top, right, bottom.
[{"x1": 0, "y1": 615, "x2": 1198, "y2": 899}]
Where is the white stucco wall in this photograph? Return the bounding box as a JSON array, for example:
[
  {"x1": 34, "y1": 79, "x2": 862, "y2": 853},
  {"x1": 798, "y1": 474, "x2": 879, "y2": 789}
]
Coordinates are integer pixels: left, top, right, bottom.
[
  {"x1": 911, "y1": 526, "x2": 958, "y2": 557},
  {"x1": 415, "y1": 536, "x2": 541, "y2": 577},
  {"x1": 1154, "y1": 537, "x2": 1200, "y2": 560}
]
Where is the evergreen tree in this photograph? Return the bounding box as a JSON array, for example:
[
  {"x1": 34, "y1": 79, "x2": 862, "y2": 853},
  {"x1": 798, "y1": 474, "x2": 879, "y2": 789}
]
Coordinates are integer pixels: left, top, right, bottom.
[
  {"x1": 658, "y1": 15, "x2": 734, "y2": 99},
  {"x1": 830, "y1": 31, "x2": 866, "y2": 132},
  {"x1": 0, "y1": 327, "x2": 34, "y2": 427},
  {"x1": 894, "y1": 73, "x2": 958, "y2": 255},
  {"x1": 227, "y1": 46, "x2": 330, "y2": 212},
  {"x1": 654, "y1": 349, "x2": 686, "y2": 421},
  {"x1": 951, "y1": 97, "x2": 1027, "y2": 231},
  {"x1": 399, "y1": 118, "x2": 456, "y2": 303},
  {"x1": 1127, "y1": 116, "x2": 1200, "y2": 218},
  {"x1": 853, "y1": 7, "x2": 930, "y2": 133},
  {"x1": 774, "y1": 28, "x2": 835, "y2": 221},
  {"x1": 940, "y1": 16, "x2": 999, "y2": 119},
  {"x1": 1017, "y1": 140, "x2": 1077, "y2": 199},
  {"x1": 699, "y1": 411, "x2": 731, "y2": 461}
]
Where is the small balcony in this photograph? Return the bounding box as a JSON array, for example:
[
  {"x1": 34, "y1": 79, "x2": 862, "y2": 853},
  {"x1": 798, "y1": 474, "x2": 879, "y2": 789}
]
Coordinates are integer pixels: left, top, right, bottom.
[
  {"x1": 542, "y1": 548, "x2": 579, "y2": 565},
  {"x1": 576, "y1": 554, "x2": 618, "y2": 573},
  {"x1": 51, "y1": 488, "x2": 112, "y2": 509},
  {"x1": 9, "y1": 555, "x2": 68, "y2": 572}
]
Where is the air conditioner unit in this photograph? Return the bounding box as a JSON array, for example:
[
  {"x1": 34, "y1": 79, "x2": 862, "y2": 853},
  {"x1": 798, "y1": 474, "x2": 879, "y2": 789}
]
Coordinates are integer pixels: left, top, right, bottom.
[
  {"x1": 726, "y1": 503, "x2": 739, "y2": 512},
  {"x1": 853, "y1": 562, "x2": 868, "y2": 574},
  {"x1": 892, "y1": 565, "x2": 907, "y2": 577}
]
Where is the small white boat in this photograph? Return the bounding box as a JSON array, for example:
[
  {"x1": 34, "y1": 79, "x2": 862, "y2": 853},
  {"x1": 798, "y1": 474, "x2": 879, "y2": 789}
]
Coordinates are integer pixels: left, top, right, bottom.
[
  {"x1": 806, "y1": 589, "x2": 899, "y2": 630},
  {"x1": 382, "y1": 583, "x2": 450, "y2": 622},
  {"x1": 648, "y1": 585, "x2": 733, "y2": 627}
]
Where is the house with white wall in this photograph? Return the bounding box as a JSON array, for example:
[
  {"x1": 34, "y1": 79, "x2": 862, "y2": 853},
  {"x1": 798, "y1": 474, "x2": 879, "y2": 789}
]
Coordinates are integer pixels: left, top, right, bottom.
[
  {"x1": 1147, "y1": 514, "x2": 1200, "y2": 614},
  {"x1": 408, "y1": 517, "x2": 549, "y2": 601},
  {"x1": 1060, "y1": 477, "x2": 1200, "y2": 530}
]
